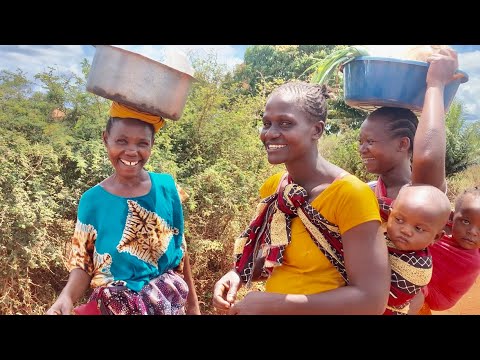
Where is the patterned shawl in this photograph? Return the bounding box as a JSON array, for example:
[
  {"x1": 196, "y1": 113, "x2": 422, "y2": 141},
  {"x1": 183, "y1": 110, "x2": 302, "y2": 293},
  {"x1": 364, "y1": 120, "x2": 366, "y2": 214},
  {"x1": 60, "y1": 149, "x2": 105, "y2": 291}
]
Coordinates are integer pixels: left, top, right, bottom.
[
  {"x1": 372, "y1": 177, "x2": 434, "y2": 315},
  {"x1": 234, "y1": 173, "x2": 435, "y2": 315},
  {"x1": 384, "y1": 232, "x2": 433, "y2": 315},
  {"x1": 372, "y1": 176, "x2": 393, "y2": 222},
  {"x1": 234, "y1": 173, "x2": 347, "y2": 287}
]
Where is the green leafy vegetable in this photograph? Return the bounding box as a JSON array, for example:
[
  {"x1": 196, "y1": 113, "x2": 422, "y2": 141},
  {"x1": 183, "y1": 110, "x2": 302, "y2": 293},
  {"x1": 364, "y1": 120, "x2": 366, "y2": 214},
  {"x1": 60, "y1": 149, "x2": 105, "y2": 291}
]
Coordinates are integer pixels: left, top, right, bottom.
[{"x1": 308, "y1": 45, "x2": 370, "y2": 85}]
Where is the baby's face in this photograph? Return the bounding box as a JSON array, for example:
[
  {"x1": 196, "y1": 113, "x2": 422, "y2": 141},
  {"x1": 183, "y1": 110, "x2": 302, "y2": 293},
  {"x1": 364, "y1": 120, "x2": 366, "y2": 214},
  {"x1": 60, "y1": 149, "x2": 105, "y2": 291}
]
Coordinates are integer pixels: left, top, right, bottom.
[
  {"x1": 387, "y1": 199, "x2": 442, "y2": 251},
  {"x1": 452, "y1": 194, "x2": 480, "y2": 250}
]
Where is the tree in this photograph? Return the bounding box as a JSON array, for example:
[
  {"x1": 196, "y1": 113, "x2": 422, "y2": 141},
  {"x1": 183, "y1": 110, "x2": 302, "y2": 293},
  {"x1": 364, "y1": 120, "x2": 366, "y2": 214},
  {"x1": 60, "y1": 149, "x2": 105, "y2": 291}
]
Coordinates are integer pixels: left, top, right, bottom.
[
  {"x1": 228, "y1": 45, "x2": 368, "y2": 132},
  {"x1": 231, "y1": 45, "x2": 340, "y2": 95},
  {"x1": 445, "y1": 101, "x2": 480, "y2": 176}
]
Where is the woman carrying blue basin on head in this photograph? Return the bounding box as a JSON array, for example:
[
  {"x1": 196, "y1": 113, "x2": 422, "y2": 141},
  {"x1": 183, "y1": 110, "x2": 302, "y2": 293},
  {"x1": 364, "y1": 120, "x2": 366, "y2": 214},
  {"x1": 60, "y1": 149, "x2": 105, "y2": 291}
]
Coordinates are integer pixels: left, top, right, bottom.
[
  {"x1": 358, "y1": 47, "x2": 459, "y2": 214},
  {"x1": 357, "y1": 48, "x2": 470, "y2": 315}
]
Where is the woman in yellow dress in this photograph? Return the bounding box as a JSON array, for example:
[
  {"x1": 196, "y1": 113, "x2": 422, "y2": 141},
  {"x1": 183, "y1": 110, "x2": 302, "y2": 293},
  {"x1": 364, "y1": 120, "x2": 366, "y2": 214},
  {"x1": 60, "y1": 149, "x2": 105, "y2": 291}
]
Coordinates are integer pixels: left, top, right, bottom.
[{"x1": 212, "y1": 81, "x2": 390, "y2": 314}]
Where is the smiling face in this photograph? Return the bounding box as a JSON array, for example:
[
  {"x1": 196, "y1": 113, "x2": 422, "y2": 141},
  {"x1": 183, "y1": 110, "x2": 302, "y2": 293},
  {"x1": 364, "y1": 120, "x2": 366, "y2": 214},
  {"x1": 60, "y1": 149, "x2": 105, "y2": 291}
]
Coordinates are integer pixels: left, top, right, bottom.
[
  {"x1": 358, "y1": 107, "x2": 417, "y2": 176},
  {"x1": 452, "y1": 193, "x2": 480, "y2": 250},
  {"x1": 386, "y1": 185, "x2": 451, "y2": 251},
  {"x1": 260, "y1": 92, "x2": 323, "y2": 166},
  {"x1": 103, "y1": 117, "x2": 154, "y2": 180},
  {"x1": 359, "y1": 117, "x2": 405, "y2": 175}
]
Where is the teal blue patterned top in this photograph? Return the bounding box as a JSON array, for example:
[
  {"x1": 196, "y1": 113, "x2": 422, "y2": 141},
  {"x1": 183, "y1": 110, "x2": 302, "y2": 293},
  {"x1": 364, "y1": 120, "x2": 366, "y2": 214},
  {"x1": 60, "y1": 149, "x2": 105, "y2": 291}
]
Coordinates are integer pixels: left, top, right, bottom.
[{"x1": 67, "y1": 172, "x2": 185, "y2": 292}]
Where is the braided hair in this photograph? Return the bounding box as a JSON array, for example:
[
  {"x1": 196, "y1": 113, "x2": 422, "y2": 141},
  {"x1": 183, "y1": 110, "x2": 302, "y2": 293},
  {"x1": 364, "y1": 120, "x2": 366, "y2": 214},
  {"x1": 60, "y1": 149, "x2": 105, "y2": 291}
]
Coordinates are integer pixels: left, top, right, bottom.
[
  {"x1": 368, "y1": 107, "x2": 418, "y2": 154},
  {"x1": 269, "y1": 81, "x2": 331, "y2": 124}
]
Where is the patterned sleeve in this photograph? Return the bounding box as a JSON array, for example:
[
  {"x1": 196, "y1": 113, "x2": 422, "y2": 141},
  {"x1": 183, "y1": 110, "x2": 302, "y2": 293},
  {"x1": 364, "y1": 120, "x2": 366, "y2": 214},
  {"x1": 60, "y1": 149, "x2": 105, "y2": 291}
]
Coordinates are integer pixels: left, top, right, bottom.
[
  {"x1": 174, "y1": 234, "x2": 188, "y2": 274},
  {"x1": 66, "y1": 194, "x2": 96, "y2": 276},
  {"x1": 176, "y1": 183, "x2": 189, "y2": 204}
]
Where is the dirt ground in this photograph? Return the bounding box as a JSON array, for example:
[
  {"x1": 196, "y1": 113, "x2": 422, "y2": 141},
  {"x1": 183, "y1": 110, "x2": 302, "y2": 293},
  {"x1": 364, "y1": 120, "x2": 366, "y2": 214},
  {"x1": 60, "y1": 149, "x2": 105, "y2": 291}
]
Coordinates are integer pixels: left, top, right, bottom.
[{"x1": 431, "y1": 277, "x2": 480, "y2": 315}]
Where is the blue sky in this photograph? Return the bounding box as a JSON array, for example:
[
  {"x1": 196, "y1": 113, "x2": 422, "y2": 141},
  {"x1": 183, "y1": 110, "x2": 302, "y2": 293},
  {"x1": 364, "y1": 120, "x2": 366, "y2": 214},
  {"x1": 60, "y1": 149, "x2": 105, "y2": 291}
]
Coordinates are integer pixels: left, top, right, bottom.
[{"x1": 0, "y1": 45, "x2": 478, "y2": 121}]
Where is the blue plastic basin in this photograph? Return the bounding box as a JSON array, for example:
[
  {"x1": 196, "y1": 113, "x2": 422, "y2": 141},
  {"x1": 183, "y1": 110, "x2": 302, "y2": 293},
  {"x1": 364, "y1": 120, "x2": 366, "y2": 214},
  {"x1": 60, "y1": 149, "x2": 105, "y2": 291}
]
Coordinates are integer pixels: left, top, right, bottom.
[{"x1": 343, "y1": 56, "x2": 468, "y2": 115}]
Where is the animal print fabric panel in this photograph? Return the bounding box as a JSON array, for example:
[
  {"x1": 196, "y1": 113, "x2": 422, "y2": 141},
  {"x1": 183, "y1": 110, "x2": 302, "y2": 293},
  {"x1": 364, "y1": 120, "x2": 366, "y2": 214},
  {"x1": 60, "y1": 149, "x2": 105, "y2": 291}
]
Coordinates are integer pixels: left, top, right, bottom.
[
  {"x1": 67, "y1": 221, "x2": 97, "y2": 275},
  {"x1": 117, "y1": 200, "x2": 179, "y2": 267},
  {"x1": 91, "y1": 251, "x2": 114, "y2": 288}
]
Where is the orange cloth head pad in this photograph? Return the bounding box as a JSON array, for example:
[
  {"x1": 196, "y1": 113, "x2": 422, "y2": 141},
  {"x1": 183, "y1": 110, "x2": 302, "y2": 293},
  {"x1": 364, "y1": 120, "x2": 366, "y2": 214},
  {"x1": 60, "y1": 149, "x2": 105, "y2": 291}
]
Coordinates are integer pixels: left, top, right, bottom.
[{"x1": 109, "y1": 101, "x2": 165, "y2": 133}]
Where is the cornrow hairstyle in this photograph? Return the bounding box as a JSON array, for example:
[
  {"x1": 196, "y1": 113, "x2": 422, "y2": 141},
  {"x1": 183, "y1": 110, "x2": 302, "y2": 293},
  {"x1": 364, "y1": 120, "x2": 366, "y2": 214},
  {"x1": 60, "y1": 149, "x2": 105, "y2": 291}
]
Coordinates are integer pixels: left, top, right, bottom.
[
  {"x1": 270, "y1": 81, "x2": 331, "y2": 123},
  {"x1": 368, "y1": 107, "x2": 418, "y2": 154},
  {"x1": 106, "y1": 117, "x2": 155, "y2": 139},
  {"x1": 455, "y1": 186, "x2": 480, "y2": 210}
]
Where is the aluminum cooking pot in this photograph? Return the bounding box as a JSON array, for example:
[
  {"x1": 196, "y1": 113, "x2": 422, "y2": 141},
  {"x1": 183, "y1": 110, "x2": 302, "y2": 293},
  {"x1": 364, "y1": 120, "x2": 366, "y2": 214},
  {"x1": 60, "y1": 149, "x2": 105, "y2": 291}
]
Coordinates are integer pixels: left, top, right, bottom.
[{"x1": 86, "y1": 45, "x2": 195, "y2": 120}]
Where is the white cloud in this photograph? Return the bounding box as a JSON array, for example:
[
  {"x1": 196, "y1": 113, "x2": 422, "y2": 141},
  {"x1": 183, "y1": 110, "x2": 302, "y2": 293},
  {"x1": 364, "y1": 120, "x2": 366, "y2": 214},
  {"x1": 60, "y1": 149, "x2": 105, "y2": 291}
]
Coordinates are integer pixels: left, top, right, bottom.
[
  {"x1": 0, "y1": 44, "x2": 478, "y2": 121},
  {"x1": 363, "y1": 45, "x2": 416, "y2": 58},
  {"x1": 112, "y1": 45, "x2": 243, "y2": 70},
  {"x1": 169, "y1": 45, "x2": 243, "y2": 69},
  {"x1": 0, "y1": 45, "x2": 85, "y2": 80},
  {"x1": 0, "y1": 45, "x2": 244, "y2": 81},
  {"x1": 455, "y1": 51, "x2": 480, "y2": 120}
]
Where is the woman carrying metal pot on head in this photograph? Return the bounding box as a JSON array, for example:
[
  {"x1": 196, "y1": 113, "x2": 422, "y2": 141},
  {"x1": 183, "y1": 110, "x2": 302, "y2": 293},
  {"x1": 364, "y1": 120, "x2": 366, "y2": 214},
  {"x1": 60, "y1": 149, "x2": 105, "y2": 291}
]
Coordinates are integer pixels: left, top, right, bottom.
[{"x1": 46, "y1": 102, "x2": 200, "y2": 315}]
